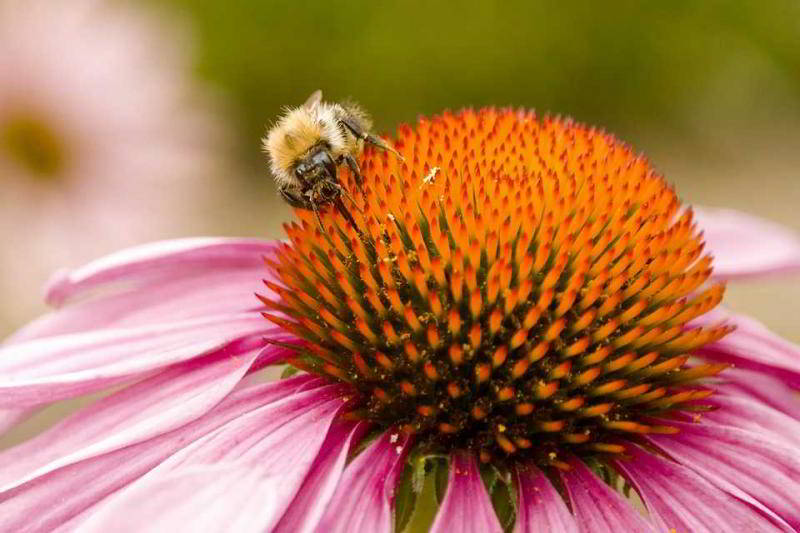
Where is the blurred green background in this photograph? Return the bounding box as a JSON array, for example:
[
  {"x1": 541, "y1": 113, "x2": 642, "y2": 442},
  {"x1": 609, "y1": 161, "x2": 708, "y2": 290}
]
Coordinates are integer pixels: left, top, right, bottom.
[
  {"x1": 163, "y1": 0, "x2": 800, "y2": 166},
  {"x1": 166, "y1": 0, "x2": 800, "y2": 340},
  {"x1": 3, "y1": 0, "x2": 800, "y2": 338}
]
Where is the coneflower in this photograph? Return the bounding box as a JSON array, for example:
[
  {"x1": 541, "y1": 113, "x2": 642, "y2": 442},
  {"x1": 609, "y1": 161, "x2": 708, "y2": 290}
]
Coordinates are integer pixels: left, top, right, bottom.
[
  {"x1": 0, "y1": 0, "x2": 228, "y2": 331},
  {"x1": 1, "y1": 108, "x2": 799, "y2": 532}
]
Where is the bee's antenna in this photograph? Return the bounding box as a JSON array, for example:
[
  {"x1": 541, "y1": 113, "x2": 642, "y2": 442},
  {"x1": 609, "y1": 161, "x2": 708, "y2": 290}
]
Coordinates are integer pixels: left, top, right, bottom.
[
  {"x1": 340, "y1": 118, "x2": 405, "y2": 162},
  {"x1": 366, "y1": 134, "x2": 405, "y2": 161}
]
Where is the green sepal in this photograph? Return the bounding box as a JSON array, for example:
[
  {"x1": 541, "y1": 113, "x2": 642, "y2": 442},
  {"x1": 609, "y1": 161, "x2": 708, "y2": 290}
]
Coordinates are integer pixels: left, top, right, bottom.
[
  {"x1": 490, "y1": 477, "x2": 517, "y2": 532},
  {"x1": 433, "y1": 457, "x2": 450, "y2": 505},
  {"x1": 480, "y1": 462, "x2": 517, "y2": 532},
  {"x1": 393, "y1": 461, "x2": 418, "y2": 533},
  {"x1": 280, "y1": 365, "x2": 300, "y2": 379}
]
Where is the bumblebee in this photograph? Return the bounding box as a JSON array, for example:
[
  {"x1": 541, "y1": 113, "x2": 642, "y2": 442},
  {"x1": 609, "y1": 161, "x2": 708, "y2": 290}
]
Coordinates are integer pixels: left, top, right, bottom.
[{"x1": 263, "y1": 90, "x2": 402, "y2": 231}]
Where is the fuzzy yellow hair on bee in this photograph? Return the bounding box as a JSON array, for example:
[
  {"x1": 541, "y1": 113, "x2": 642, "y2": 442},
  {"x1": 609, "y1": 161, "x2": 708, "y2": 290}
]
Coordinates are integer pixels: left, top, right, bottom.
[{"x1": 262, "y1": 90, "x2": 402, "y2": 231}]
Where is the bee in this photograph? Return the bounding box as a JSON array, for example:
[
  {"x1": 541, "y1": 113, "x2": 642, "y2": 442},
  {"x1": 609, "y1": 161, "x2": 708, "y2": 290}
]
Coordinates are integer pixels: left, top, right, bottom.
[{"x1": 263, "y1": 90, "x2": 403, "y2": 232}]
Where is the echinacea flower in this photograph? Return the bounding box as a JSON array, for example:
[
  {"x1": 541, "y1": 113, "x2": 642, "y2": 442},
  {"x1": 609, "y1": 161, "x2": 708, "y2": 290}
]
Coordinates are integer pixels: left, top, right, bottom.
[
  {"x1": 0, "y1": 0, "x2": 228, "y2": 331},
  {"x1": 2, "y1": 108, "x2": 800, "y2": 532}
]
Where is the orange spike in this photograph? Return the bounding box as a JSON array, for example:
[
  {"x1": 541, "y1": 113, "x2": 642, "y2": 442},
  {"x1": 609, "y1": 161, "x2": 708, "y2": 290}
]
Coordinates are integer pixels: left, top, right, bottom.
[
  {"x1": 523, "y1": 306, "x2": 543, "y2": 329},
  {"x1": 592, "y1": 319, "x2": 619, "y2": 342},
  {"x1": 590, "y1": 443, "x2": 626, "y2": 453},
  {"x1": 450, "y1": 269, "x2": 464, "y2": 302},
  {"x1": 538, "y1": 420, "x2": 565, "y2": 432},
  {"x1": 475, "y1": 363, "x2": 491, "y2": 384},
  {"x1": 496, "y1": 386, "x2": 515, "y2": 401},
  {"x1": 489, "y1": 308, "x2": 504, "y2": 335},
  {"x1": 426, "y1": 323, "x2": 441, "y2": 348},
  {"x1": 591, "y1": 379, "x2": 627, "y2": 396},
  {"x1": 423, "y1": 361, "x2": 439, "y2": 380},
  {"x1": 549, "y1": 361, "x2": 572, "y2": 379},
  {"x1": 563, "y1": 432, "x2": 591, "y2": 444},
  {"x1": 564, "y1": 336, "x2": 591, "y2": 358},
  {"x1": 382, "y1": 321, "x2": 400, "y2": 344},
  {"x1": 330, "y1": 330, "x2": 357, "y2": 352},
  {"x1": 355, "y1": 318, "x2": 378, "y2": 343},
  {"x1": 364, "y1": 290, "x2": 386, "y2": 316},
  {"x1": 516, "y1": 403, "x2": 535, "y2": 415},
  {"x1": 428, "y1": 291, "x2": 444, "y2": 317},
  {"x1": 535, "y1": 381, "x2": 559, "y2": 399},
  {"x1": 469, "y1": 290, "x2": 483, "y2": 319},
  {"x1": 352, "y1": 353, "x2": 372, "y2": 378},
  {"x1": 580, "y1": 403, "x2": 614, "y2": 416},
  {"x1": 449, "y1": 344, "x2": 464, "y2": 366},
  {"x1": 559, "y1": 397, "x2": 586, "y2": 411},
  {"x1": 529, "y1": 341, "x2": 550, "y2": 362},
  {"x1": 374, "y1": 351, "x2": 394, "y2": 370},
  {"x1": 469, "y1": 323, "x2": 482, "y2": 348},
  {"x1": 387, "y1": 288, "x2": 404, "y2": 315},
  {"x1": 544, "y1": 318, "x2": 566, "y2": 341},
  {"x1": 492, "y1": 346, "x2": 509, "y2": 367},
  {"x1": 404, "y1": 341, "x2": 421, "y2": 363},
  {"x1": 404, "y1": 306, "x2": 422, "y2": 332}
]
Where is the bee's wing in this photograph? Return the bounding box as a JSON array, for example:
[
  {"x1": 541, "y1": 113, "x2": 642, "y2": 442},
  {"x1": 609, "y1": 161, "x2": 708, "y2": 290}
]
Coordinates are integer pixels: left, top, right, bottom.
[{"x1": 304, "y1": 90, "x2": 323, "y2": 109}]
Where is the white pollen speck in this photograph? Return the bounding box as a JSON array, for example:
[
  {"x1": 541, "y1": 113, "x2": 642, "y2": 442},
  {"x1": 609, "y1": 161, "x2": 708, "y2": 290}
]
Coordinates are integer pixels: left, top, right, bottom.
[
  {"x1": 395, "y1": 446, "x2": 403, "y2": 455},
  {"x1": 387, "y1": 214, "x2": 396, "y2": 222},
  {"x1": 421, "y1": 166, "x2": 439, "y2": 186},
  {"x1": 390, "y1": 433, "x2": 399, "y2": 443}
]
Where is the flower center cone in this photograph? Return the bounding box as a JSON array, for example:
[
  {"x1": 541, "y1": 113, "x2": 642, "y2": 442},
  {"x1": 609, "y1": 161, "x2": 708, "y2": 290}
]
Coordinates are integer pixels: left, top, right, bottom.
[{"x1": 262, "y1": 108, "x2": 732, "y2": 466}]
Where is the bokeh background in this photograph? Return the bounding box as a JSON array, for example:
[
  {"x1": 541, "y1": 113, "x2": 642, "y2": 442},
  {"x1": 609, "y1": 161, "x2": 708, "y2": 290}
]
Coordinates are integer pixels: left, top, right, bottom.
[{"x1": 2, "y1": 0, "x2": 798, "y2": 343}]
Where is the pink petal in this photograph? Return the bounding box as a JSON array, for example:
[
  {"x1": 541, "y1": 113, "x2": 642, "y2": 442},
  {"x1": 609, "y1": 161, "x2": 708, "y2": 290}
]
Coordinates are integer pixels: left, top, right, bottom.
[
  {"x1": 316, "y1": 430, "x2": 412, "y2": 533},
  {"x1": 560, "y1": 457, "x2": 656, "y2": 533},
  {"x1": 431, "y1": 452, "x2": 503, "y2": 533},
  {"x1": 77, "y1": 389, "x2": 346, "y2": 533},
  {"x1": 0, "y1": 313, "x2": 270, "y2": 407},
  {"x1": 515, "y1": 464, "x2": 578, "y2": 533},
  {"x1": 44, "y1": 237, "x2": 275, "y2": 307},
  {"x1": 648, "y1": 421, "x2": 800, "y2": 529},
  {"x1": 0, "y1": 376, "x2": 336, "y2": 531},
  {"x1": 79, "y1": 465, "x2": 295, "y2": 533},
  {"x1": 716, "y1": 367, "x2": 800, "y2": 419},
  {"x1": 274, "y1": 421, "x2": 370, "y2": 533},
  {"x1": 0, "y1": 408, "x2": 30, "y2": 435},
  {"x1": 704, "y1": 394, "x2": 800, "y2": 449},
  {"x1": 0, "y1": 344, "x2": 264, "y2": 487},
  {"x1": 695, "y1": 206, "x2": 800, "y2": 280},
  {"x1": 9, "y1": 268, "x2": 270, "y2": 344},
  {"x1": 616, "y1": 444, "x2": 784, "y2": 532},
  {"x1": 692, "y1": 307, "x2": 800, "y2": 387}
]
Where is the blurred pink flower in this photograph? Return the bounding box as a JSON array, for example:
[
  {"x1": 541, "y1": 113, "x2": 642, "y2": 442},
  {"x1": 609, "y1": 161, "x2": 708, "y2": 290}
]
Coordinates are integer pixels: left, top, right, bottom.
[
  {"x1": 1, "y1": 110, "x2": 800, "y2": 531},
  {"x1": 0, "y1": 0, "x2": 228, "y2": 331}
]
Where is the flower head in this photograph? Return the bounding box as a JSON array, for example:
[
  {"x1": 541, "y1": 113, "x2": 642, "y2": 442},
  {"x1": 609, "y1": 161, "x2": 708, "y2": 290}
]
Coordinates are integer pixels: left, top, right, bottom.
[
  {"x1": 0, "y1": 0, "x2": 228, "y2": 330},
  {"x1": 1, "y1": 108, "x2": 800, "y2": 532},
  {"x1": 265, "y1": 108, "x2": 732, "y2": 467}
]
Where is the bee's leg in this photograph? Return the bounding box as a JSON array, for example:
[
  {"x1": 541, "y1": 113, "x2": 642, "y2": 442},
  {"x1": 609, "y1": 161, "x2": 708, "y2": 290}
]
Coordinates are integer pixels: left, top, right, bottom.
[
  {"x1": 339, "y1": 188, "x2": 363, "y2": 215},
  {"x1": 340, "y1": 153, "x2": 364, "y2": 189},
  {"x1": 279, "y1": 186, "x2": 310, "y2": 209},
  {"x1": 340, "y1": 118, "x2": 405, "y2": 161},
  {"x1": 333, "y1": 196, "x2": 363, "y2": 237},
  {"x1": 310, "y1": 201, "x2": 328, "y2": 235}
]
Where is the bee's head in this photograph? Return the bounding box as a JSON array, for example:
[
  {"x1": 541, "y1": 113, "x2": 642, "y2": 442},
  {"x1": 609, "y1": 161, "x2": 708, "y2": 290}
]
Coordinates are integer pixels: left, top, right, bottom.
[{"x1": 295, "y1": 144, "x2": 336, "y2": 185}]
